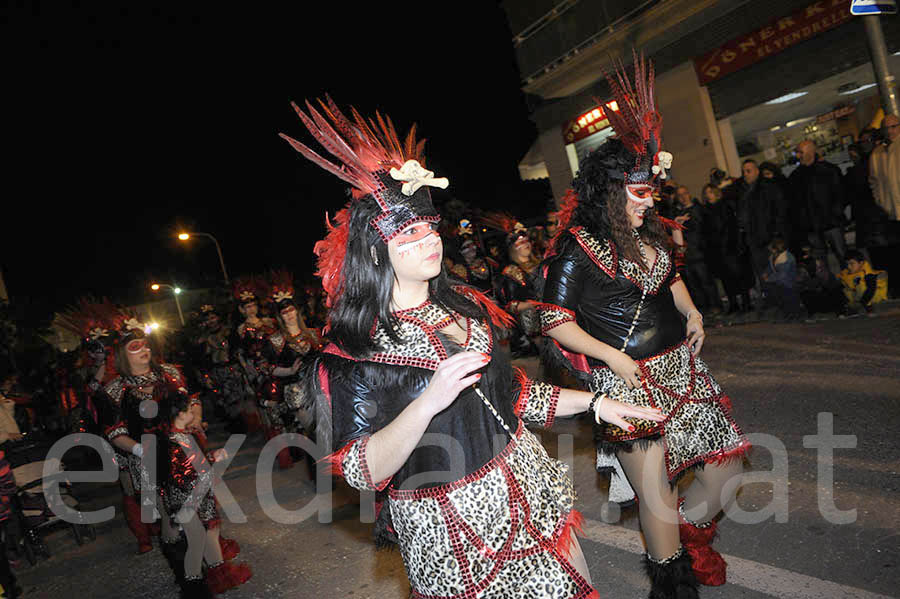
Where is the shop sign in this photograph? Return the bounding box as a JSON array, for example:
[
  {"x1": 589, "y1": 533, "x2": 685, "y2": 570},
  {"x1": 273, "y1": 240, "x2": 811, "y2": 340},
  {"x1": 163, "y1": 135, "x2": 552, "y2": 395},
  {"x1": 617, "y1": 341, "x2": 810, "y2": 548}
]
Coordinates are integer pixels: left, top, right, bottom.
[
  {"x1": 562, "y1": 102, "x2": 619, "y2": 144},
  {"x1": 816, "y1": 104, "x2": 856, "y2": 123},
  {"x1": 850, "y1": 0, "x2": 897, "y2": 15},
  {"x1": 694, "y1": 0, "x2": 853, "y2": 85}
]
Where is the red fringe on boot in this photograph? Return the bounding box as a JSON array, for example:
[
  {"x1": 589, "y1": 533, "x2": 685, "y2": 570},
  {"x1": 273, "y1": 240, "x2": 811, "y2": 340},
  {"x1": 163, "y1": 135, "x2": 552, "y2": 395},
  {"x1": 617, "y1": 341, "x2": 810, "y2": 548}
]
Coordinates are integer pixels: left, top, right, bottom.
[
  {"x1": 207, "y1": 561, "x2": 252, "y2": 594},
  {"x1": 219, "y1": 536, "x2": 240, "y2": 560},
  {"x1": 122, "y1": 494, "x2": 153, "y2": 554},
  {"x1": 678, "y1": 499, "x2": 726, "y2": 586}
]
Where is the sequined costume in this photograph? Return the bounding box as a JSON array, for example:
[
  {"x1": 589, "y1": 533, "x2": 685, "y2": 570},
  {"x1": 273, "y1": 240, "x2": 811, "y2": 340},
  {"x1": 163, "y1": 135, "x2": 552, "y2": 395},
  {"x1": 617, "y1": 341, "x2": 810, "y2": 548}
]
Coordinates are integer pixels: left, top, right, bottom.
[
  {"x1": 312, "y1": 295, "x2": 596, "y2": 599},
  {"x1": 103, "y1": 364, "x2": 199, "y2": 493},
  {"x1": 259, "y1": 330, "x2": 314, "y2": 434},
  {"x1": 161, "y1": 429, "x2": 219, "y2": 527},
  {"x1": 199, "y1": 326, "x2": 245, "y2": 424}
]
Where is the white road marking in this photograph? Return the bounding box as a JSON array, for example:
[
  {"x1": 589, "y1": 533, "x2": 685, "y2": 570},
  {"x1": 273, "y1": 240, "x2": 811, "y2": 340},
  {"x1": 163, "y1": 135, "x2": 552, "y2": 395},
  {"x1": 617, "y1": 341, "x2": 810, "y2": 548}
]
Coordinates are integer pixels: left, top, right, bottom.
[{"x1": 580, "y1": 518, "x2": 896, "y2": 599}]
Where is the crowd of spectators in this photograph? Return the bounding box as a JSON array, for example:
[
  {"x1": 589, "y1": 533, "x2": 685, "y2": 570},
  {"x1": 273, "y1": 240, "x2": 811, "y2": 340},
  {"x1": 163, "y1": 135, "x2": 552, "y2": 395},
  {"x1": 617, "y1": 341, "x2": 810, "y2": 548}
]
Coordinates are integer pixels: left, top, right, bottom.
[{"x1": 656, "y1": 122, "x2": 897, "y2": 322}]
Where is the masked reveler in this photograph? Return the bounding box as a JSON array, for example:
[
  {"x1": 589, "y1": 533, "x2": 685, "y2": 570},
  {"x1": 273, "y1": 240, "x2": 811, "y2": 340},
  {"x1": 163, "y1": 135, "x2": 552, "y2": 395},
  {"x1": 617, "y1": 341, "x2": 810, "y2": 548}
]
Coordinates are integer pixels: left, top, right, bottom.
[
  {"x1": 280, "y1": 96, "x2": 664, "y2": 598},
  {"x1": 98, "y1": 309, "x2": 190, "y2": 556},
  {"x1": 481, "y1": 213, "x2": 543, "y2": 357},
  {"x1": 539, "y1": 54, "x2": 750, "y2": 598},
  {"x1": 258, "y1": 271, "x2": 318, "y2": 470},
  {"x1": 230, "y1": 276, "x2": 273, "y2": 433},
  {"x1": 195, "y1": 304, "x2": 246, "y2": 435},
  {"x1": 57, "y1": 298, "x2": 120, "y2": 437}
]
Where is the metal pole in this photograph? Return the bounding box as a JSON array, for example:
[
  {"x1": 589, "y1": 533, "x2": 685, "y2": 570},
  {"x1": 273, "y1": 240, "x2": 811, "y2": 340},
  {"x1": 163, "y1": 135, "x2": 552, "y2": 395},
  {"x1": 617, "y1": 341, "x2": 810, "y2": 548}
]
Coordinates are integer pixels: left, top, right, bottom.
[
  {"x1": 173, "y1": 293, "x2": 185, "y2": 326},
  {"x1": 863, "y1": 15, "x2": 900, "y2": 117},
  {"x1": 205, "y1": 234, "x2": 230, "y2": 286}
]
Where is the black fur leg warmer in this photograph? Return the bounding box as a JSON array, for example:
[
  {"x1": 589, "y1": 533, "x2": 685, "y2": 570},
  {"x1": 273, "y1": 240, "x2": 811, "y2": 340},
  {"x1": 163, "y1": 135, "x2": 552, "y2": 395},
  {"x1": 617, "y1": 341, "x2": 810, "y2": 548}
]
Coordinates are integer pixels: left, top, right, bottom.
[{"x1": 644, "y1": 547, "x2": 700, "y2": 599}]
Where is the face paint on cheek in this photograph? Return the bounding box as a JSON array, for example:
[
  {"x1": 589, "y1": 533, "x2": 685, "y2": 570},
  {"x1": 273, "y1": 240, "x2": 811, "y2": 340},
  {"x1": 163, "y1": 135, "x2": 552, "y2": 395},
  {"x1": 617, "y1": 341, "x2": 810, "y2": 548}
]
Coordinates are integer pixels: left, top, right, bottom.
[{"x1": 395, "y1": 229, "x2": 438, "y2": 258}]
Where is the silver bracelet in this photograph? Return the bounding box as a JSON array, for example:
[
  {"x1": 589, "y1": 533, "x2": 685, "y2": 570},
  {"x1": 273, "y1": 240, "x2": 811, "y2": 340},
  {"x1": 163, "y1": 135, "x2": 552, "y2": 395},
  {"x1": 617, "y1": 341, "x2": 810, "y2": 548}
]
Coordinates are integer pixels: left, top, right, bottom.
[{"x1": 686, "y1": 309, "x2": 703, "y2": 323}]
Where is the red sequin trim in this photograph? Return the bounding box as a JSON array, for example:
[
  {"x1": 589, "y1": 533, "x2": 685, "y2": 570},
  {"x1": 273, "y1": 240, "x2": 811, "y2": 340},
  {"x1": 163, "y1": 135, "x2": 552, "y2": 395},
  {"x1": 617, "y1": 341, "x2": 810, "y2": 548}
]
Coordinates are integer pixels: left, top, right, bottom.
[
  {"x1": 389, "y1": 420, "x2": 524, "y2": 501},
  {"x1": 319, "y1": 438, "x2": 358, "y2": 479},
  {"x1": 536, "y1": 302, "x2": 576, "y2": 334},
  {"x1": 545, "y1": 386, "x2": 561, "y2": 429},
  {"x1": 571, "y1": 226, "x2": 617, "y2": 278}
]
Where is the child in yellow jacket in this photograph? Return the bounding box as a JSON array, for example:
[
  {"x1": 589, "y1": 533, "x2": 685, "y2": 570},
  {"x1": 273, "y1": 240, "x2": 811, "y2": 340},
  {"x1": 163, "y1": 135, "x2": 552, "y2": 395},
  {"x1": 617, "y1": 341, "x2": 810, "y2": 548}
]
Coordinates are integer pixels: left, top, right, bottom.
[{"x1": 839, "y1": 250, "x2": 888, "y2": 314}]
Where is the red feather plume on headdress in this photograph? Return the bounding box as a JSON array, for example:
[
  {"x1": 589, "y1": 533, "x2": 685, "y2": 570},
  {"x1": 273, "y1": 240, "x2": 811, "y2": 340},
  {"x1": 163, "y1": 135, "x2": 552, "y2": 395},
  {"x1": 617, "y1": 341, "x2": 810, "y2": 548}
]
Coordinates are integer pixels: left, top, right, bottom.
[
  {"x1": 58, "y1": 297, "x2": 119, "y2": 341},
  {"x1": 602, "y1": 49, "x2": 661, "y2": 158},
  {"x1": 279, "y1": 95, "x2": 427, "y2": 208},
  {"x1": 313, "y1": 206, "x2": 351, "y2": 307},
  {"x1": 478, "y1": 212, "x2": 523, "y2": 235}
]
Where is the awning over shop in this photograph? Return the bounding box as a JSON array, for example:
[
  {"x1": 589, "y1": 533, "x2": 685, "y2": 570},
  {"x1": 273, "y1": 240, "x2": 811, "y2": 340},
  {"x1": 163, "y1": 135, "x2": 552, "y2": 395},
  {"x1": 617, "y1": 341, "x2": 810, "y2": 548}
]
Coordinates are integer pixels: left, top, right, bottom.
[{"x1": 518, "y1": 138, "x2": 548, "y2": 181}]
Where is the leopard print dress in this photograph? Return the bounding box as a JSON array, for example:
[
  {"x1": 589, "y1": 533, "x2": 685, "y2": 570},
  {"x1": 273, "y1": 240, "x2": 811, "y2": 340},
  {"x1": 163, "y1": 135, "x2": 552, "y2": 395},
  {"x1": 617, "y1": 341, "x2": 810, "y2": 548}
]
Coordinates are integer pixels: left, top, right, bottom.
[
  {"x1": 318, "y1": 296, "x2": 598, "y2": 599},
  {"x1": 541, "y1": 228, "x2": 750, "y2": 481}
]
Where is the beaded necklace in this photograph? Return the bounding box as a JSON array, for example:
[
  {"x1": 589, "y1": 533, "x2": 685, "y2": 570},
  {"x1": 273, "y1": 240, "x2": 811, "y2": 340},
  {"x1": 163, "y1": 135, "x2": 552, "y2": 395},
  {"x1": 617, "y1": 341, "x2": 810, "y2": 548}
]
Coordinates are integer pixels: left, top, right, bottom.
[{"x1": 621, "y1": 230, "x2": 655, "y2": 352}]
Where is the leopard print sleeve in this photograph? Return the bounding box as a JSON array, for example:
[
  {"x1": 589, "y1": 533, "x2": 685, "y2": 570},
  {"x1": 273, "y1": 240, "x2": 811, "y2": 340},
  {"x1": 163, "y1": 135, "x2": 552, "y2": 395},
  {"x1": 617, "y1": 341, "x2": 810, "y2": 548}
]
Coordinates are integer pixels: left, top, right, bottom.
[
  {"x1": 324, "y1": 436, "x2": 391, "y2": 492},
  {"x1": 513, "y1": 370, "x2": 561, "y2": 429}
]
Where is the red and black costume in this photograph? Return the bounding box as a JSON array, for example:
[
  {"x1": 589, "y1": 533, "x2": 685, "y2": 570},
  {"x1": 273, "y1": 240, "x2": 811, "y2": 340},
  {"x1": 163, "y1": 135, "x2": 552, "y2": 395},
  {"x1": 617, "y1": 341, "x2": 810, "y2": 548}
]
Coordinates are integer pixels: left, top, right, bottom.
[
  {"x1": 281, "y1": 97, "x2": 598, "y2": 598},
  {"x1": 539, "y1": 53, "x2": 749, "y2": 595}
]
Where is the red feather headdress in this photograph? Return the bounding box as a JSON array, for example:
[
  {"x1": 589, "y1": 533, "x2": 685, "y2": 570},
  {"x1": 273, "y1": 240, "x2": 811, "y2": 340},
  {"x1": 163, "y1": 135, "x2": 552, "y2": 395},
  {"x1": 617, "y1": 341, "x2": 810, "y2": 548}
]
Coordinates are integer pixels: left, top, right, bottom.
[
  {"x1": 57, "y1": 297, "x2": 120, "y2": 343},
  {"x1": 280, "y1": 95, "x2": 449, "y2": 306},
  {"x1": 601, "y1": 50, "x2": 671, "y2": 184},
  {"x1": 232, "y1": 276, "x2": 262, "y2": 303}
]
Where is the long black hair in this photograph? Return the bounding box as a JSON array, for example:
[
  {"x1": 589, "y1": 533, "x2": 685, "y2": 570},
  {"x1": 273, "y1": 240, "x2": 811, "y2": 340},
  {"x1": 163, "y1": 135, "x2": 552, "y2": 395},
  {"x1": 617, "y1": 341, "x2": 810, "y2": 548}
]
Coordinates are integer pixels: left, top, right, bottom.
[{"x1": 326, "y1": 196, "x2": 486, "y2": 358}]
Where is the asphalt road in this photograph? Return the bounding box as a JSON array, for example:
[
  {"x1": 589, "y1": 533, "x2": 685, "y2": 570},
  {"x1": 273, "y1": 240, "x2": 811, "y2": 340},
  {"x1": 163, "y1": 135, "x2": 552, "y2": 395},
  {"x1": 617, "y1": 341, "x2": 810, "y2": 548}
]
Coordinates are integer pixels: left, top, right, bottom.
[{"x1": 15, "y1": 307, "x2": 900, "y2": 598}]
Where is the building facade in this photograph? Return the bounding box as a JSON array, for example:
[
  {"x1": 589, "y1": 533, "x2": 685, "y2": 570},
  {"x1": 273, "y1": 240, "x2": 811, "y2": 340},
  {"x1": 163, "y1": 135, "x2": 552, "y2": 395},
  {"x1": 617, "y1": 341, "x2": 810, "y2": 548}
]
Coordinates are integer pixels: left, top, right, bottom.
[{"x1": 503, "y1": 0, "x2": 900, "y2": 201}]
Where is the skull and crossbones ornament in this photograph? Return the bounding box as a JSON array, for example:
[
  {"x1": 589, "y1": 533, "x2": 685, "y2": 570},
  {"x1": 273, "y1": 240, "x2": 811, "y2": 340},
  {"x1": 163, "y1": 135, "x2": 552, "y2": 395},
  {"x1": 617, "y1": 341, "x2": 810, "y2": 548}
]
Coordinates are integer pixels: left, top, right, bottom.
[
  {"x1": 389, "y1": 160, "x2": 449, "y2": 197},
  {"x1": 652, "y1": 151, "x2": 674, "y2": 180}
]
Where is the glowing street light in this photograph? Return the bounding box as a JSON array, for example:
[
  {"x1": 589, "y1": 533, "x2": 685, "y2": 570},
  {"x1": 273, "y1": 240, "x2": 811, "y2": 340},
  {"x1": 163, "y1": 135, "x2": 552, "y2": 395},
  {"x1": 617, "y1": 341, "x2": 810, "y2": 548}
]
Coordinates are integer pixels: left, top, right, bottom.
[
  {"x1": 150, "y1": 283, "x2": 186, "y2": 326},
  {"x1": 177, "y1": 231, "x2": 229, "y2": 285}
]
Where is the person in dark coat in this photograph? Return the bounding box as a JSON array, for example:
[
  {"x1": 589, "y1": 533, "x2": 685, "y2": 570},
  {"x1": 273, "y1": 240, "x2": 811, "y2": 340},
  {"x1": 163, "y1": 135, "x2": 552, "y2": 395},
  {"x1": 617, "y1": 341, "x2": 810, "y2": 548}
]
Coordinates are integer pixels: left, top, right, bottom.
[
  {"x1": 788, "y1": 140, "x2": 847, "y2": 264},
  {"x1": 725, "y1": 159, "x2": 789, "y2": 288},
  {"x1": 673, "y1": 185, "x2": 720, "y2": 311},
  {"x1": 702, "y1": 184, "x2": 754, "y2": 313},
  {"x1": 843, "y1": 130, "x2": 889, "y2": 251}
]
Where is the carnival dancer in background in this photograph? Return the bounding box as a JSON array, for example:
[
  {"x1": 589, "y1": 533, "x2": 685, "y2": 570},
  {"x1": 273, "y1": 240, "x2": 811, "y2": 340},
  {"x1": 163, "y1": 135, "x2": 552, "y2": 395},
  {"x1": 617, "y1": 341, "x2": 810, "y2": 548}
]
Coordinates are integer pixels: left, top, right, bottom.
[
  {"x1": 481, "y1": 213, "x2": 543, "y2": 357},
  {"x1": 259, "y1": 270, "x2": 318, "y2": 470},
  {"x1": 231, "y1": 276, "x2": 273, "y2": 434},
  {"x1": 280, "y1": 95, "x2": 664, "y2": 598},
  {"x1": 157, "y1": 391, "x2": 252, "y2": 597},
  {"x1": 99, "y1": 309, "x2": 185, "y2": 556},
  {"x1": 197, "y1": 304, "x2": 245, "y2": 434},
  {"x1": 540, "y1": 53, "x2": 749, "y2": 598},
  {"x1": 57, "y1": 298, "x2": 120, "y2": 437}
]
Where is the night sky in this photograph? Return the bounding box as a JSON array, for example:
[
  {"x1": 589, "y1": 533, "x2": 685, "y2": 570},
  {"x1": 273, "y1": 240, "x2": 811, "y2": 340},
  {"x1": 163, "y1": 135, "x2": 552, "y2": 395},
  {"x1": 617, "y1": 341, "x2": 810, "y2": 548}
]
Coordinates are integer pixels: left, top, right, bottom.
[{"x1": 4, "y1": 3, "x2": 540, "y2": 314}]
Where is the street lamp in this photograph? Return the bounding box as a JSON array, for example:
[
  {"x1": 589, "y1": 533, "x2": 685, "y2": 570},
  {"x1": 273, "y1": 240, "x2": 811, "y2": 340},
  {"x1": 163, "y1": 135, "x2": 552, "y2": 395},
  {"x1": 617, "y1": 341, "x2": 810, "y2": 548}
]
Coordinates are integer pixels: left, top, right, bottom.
[
  {"x1": 150, "y1": 283, "x2": 185, "y2": 326},
  {"x1": 177, "y1": 231, "x2": 230, "y2": 285}
]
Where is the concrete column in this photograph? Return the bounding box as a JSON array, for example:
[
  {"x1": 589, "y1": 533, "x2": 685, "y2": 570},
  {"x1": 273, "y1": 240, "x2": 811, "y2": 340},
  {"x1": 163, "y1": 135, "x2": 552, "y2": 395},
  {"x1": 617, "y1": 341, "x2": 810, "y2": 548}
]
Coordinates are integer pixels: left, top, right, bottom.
[
  {"x1": 716, "y1": 118, "x2": 742, "y2": 178},
  {"x1": 537, "y1": 127, "x2": 577, "y2": 204},
  {"x1": 655, "y1": 61, "x2": 732, "y2": 195}
]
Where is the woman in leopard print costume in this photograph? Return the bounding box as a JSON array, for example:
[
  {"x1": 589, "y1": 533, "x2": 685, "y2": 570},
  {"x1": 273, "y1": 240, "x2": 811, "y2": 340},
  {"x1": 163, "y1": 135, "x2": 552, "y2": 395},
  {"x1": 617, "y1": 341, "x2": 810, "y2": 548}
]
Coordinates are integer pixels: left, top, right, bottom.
[
  {"x1": 280, "y1": 97, "x2": 663, "y2": 598},
  {"x1": 540, "y1": 55, "x2": 750, "y2": 599}
]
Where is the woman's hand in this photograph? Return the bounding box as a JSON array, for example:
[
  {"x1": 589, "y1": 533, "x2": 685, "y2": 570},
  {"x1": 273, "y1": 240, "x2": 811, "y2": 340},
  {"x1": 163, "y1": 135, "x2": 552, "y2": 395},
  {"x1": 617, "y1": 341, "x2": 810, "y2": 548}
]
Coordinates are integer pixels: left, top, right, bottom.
[
  {"x1": 212, "y1": 448, "x2": 228, "y2": 462},
  {"x1": 606, "y1": 350, "x2": 642, "y2": 389},
  {"x1": 686, "y1": 314, "x2": 705, "y2": 356},
  {"x1": 595, "y1": 396, "x2": 665, "y2": 431},
  {"x1": 419, "y1": 351, "x2": 488, "y2": 416},
  {"x1": 291, "y1": 357, "x2": 303, "y2": 373}
]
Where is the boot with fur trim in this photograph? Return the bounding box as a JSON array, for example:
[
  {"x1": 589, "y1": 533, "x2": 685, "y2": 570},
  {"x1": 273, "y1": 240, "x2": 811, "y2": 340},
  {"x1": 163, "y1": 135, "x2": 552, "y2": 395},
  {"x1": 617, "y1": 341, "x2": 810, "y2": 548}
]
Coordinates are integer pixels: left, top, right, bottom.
[
  {"x1": 644, "y1": 547, "x2": 699, "y2": 599},
  {"x1": 679, "y1": 498, "x2": 727, "y2": 586}
]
